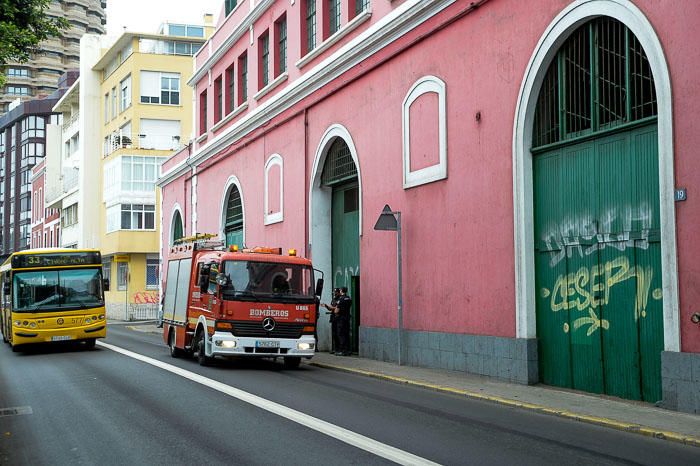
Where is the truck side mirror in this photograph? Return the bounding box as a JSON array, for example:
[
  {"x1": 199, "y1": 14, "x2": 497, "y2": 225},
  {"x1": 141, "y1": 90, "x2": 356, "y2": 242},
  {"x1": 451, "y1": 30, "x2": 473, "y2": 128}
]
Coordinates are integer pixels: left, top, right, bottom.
[
  {"x1": 103, "y1": 278, "x2": 110, "y2": 292},
  {"x1": 315, "y1": 278, "x2": 324, "y2": 297}
]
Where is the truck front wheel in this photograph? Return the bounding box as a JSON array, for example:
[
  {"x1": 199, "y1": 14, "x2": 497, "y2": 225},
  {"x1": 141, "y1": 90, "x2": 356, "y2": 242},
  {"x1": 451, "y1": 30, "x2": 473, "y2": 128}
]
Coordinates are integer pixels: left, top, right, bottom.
[{"x1": 196, "y1": 332, "x2": 214, "y2": 366}]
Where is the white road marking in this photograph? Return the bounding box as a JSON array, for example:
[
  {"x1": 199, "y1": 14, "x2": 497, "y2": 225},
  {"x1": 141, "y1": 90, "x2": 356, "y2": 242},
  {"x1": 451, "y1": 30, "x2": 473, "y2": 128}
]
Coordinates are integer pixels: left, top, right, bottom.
[
  {"x1": 0, "y1": 406, "x2": 33, "y2": 417},
  {"x1": 97, "y1": 341, "x2": 439, "y2": 465}
]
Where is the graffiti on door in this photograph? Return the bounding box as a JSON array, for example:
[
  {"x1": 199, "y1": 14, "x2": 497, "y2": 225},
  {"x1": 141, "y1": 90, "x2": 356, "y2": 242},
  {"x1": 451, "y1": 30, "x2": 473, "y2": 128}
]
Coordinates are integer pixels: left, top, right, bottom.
[
  {"x1": 540, "y1": 204, "x2": 655, "y2": 267},
  {"x1": 334, "y1": 265, "x2": 359, "y2": 288},
  {"x1": 540, "y1": 255, "x2": 662, "y2": 336}
]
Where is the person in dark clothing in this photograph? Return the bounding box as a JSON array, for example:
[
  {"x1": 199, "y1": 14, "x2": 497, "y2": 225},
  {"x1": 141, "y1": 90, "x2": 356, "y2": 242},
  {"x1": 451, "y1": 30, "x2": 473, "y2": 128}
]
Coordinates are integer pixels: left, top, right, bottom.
[
  {"x1": 333, "y1": 287, "x2": 352, "y2": 356},
  {"x1": 323, "y1": 288, "x2": 341, "y2": 353}
]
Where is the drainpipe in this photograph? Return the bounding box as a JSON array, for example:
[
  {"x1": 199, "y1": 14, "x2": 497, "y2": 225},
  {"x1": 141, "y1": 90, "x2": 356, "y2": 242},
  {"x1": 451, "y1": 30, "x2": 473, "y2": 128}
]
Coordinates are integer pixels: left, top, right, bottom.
[{"x1": 304, "y1": 108, "x2": 309, "y2": 257}]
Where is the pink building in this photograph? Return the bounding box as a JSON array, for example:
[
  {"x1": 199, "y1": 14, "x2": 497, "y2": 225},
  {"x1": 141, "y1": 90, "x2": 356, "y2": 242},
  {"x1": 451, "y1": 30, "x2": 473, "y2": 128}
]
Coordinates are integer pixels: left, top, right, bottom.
[
  {"x1": 30, "y1": 161, "x2": 61, "y2": 249},
  {"x1": 159, "y1": 0, "x2": 700, "y2": 413}
]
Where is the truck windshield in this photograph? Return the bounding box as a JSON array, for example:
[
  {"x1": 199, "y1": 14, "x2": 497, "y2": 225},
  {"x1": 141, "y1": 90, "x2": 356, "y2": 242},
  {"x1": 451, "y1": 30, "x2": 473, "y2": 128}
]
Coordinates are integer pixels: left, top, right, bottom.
[
  {"x1": 220, "y1": 260, "x2": 315, "y2": 301},
  {"x1": 13, "y1": 268, "x2": 105, "y2": 312}
]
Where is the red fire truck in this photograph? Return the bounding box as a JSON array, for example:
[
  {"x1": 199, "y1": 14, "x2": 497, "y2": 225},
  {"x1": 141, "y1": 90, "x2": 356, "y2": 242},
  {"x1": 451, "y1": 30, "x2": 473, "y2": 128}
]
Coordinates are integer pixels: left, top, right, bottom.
[{"x1": 162, "y1": 237, "x2": 323, "y2": 368}]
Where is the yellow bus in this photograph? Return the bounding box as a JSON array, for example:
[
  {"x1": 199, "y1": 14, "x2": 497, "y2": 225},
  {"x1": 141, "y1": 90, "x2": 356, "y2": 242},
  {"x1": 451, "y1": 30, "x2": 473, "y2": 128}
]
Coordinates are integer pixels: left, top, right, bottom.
[{"x1": 0, "y1": 249, "x2": 108, "y2": 352}]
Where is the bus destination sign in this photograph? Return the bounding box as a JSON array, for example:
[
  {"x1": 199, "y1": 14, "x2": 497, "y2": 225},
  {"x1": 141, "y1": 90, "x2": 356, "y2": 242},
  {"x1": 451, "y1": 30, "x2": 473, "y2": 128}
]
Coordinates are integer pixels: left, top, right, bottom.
[{"x1": 12, "y1": 252, "x2": 102, "y2": 269}]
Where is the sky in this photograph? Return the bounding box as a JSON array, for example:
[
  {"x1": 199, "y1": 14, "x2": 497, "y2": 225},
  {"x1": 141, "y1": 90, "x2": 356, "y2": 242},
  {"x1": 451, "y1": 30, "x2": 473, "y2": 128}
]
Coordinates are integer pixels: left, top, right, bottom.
[{"x1": 105, "y1": 0, "x2": 223, "y2": 38}]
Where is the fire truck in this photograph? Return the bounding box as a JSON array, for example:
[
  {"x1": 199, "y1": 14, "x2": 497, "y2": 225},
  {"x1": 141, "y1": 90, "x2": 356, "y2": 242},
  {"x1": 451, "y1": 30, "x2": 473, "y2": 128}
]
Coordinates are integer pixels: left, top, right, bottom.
[{"x1": 161, "y1": 236, "x2": 323, "y2": 368}]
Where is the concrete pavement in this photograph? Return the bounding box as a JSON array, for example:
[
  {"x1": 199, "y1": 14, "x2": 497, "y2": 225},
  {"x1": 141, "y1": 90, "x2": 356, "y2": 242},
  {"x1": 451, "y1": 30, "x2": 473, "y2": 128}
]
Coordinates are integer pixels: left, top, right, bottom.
[{"x1": 122, "y1": 322, "x2": 700, "y2": 447}]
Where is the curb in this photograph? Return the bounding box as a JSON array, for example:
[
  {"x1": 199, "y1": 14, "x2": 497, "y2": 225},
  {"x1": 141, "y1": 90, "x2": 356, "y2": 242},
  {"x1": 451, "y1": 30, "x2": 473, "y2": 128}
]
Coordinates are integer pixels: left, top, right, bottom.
[{"x1": 309, "y1": 361, "x2": 700, "y2": 448}]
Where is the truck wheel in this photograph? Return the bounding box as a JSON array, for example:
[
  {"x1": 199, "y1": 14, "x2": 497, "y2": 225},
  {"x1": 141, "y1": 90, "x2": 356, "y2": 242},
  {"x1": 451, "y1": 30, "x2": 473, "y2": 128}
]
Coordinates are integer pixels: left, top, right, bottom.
[
  {"x1": 283, "y1": 357, "x2": 301, "y2": 369},
  {"x1": 169, "y1": 331, "x2": 185, "y2": 358},
  {"x1": 196, "y1": 332, "x2": 214, "y2": 366}
]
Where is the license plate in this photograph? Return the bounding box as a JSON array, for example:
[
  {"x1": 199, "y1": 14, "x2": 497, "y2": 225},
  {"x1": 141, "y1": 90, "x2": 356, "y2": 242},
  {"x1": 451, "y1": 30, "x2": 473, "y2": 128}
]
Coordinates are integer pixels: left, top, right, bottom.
[
  {"x1": 256, "y1": 340, "x2": 280, "y2": 348},
  {"x1": 51, "y1": 336, "x2": 72, "y2": 341}
]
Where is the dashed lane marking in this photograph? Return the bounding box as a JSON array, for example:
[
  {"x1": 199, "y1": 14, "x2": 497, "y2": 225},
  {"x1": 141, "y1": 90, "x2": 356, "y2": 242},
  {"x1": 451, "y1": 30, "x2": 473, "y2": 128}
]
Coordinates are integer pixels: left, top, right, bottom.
[{"x1": 97, "y1": 341, "x2": 440, "y2": 466}]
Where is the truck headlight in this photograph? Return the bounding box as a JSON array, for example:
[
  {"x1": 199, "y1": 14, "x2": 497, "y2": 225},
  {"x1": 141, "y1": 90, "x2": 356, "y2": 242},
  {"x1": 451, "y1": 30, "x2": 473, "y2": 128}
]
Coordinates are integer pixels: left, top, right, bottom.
[
  {"x1": 297, "y1": 342, "x2": 314, "y2": 350},
  {"x1": 215, "y1": 340, "x2": 236, "y2": 348}
]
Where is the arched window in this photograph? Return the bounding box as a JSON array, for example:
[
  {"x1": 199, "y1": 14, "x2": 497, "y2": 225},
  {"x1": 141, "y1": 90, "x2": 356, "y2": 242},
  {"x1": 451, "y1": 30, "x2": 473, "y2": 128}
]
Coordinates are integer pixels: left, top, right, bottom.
[
  {"x1": 171, "y1": 210, "x2": 184, "y2": 245},
  {"x1": 264, "y1": 154, "x2": 283, "y2": 225},
  {"x1": 321, "y1": 138, "x2": 356, "y2": 186},
  {"x1": 224, "y1": 185, "x2": 244, "y2": 247},
  {"x1": 533, "y1": 17, "x2": 657, "y2": 148}
]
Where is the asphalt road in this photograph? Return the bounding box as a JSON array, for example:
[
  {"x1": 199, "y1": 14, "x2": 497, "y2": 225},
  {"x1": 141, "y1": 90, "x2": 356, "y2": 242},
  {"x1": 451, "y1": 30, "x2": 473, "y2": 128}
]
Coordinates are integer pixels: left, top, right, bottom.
[{"x1": 0, "y1": 324, "x2": 698, "y2": 465}]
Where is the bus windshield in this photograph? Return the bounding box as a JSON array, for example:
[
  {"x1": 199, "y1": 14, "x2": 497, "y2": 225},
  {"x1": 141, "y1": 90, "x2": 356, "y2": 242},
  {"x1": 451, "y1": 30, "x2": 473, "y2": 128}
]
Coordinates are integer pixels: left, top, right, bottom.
[
  {"x1": 220, "y1": 260, "x2": 315, "y2": 302},
  {"x1": 13, "y1": 268, "x2": 104, "y2": 312}
]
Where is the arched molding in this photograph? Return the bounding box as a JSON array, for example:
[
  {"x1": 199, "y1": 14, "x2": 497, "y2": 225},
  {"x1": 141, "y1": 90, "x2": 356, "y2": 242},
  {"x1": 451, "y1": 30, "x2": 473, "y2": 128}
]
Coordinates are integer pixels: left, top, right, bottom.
[
  {"x1": 512, "y1": 0, "x2": 679, "y2": 351},
  {"x1": 219, "y1": 175, "x2": 246, "y2": 245},
  {"x1": 402, "y1": 75, "x2": 447, "y2": 189},
  {"x1": 308, "y1": 123, "x2": 363, "y2": 350},
  {"x1": 170, "y1": 203, "x2": 184, "y2": 246},
  {"x1": 264, "y1": 153, "x2": 284, "y2": 225}
]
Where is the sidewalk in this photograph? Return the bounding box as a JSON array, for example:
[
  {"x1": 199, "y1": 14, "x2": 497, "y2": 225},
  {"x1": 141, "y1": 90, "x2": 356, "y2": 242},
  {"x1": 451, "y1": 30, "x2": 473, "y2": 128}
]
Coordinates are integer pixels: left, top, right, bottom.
[{"x1": 123, "y1": 322, "x2": 700, "y2": 447}]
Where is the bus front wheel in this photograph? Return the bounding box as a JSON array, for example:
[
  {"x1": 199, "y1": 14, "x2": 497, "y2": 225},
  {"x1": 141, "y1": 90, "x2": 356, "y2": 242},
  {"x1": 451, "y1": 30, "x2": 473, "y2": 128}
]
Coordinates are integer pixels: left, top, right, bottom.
[{"x1": 83, "y1": 338, "x2": 96, "y2": 350}]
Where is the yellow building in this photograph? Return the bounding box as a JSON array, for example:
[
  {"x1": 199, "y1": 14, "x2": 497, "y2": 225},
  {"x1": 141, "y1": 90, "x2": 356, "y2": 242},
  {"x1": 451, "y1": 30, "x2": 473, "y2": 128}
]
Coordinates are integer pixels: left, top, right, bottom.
[{"x1": 92, "y1": 20, "x2": 212, "y2": 318}]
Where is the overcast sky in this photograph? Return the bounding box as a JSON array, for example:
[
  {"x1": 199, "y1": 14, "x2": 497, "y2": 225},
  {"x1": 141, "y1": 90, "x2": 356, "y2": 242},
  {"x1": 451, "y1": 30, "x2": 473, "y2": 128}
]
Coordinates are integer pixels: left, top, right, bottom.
[{"x1": 105, "y1": 0, "x2": 222, "y2": 38}]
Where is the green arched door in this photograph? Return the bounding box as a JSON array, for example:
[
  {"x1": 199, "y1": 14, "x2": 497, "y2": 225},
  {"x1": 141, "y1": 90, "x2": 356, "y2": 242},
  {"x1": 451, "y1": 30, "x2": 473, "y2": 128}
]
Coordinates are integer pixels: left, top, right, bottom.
[
  {"x1": 224, "y1": 185, "x2": 243, "y2": 248},
  {"x1": 532, "y1": 18, "x2": 663, "y2": 402}
]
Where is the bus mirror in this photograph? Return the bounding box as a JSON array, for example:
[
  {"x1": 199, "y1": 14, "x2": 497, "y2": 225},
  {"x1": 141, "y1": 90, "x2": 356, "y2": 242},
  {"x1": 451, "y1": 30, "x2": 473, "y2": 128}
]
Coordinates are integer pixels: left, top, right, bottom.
[
  {"x1": 103, "y1": 278, "x2": 110, "y2": 292},
  {"x1": 315, "y1": 278, "x2": 324, "y2": 297},
  {"x1": 3, "y1": 282, "x2": 9, "y2": 295}
]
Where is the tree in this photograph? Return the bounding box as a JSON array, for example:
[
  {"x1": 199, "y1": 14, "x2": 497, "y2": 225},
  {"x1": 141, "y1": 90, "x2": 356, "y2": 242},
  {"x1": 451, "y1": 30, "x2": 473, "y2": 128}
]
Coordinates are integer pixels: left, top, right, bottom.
[{"x1": 0, "y1": 0, "x2": 68, "y2": 87}]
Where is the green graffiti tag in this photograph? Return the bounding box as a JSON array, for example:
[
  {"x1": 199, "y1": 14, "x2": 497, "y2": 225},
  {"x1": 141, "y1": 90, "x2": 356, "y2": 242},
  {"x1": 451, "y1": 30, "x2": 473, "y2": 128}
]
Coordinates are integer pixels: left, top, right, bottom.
[{"x1": 541, "y1": 256, "x2": 662, "y2": 336}]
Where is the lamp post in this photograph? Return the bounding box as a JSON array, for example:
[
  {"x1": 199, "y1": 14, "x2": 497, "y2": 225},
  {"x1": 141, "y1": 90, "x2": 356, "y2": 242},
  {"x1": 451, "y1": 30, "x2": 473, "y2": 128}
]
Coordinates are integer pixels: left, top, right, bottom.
[{"x1": 374, "y1": 205, "x2": 403, "y2": 365}]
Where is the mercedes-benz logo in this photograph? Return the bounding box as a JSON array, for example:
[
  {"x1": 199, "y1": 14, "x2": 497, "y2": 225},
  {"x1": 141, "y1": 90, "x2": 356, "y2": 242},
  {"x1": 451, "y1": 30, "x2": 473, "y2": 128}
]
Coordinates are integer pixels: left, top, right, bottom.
[
  {"x1": 57, "y1": 318, "x2": 64, "y2": 325},
  {"x1": 262, "y1": 317, "x2": 275, "y2": 331}
]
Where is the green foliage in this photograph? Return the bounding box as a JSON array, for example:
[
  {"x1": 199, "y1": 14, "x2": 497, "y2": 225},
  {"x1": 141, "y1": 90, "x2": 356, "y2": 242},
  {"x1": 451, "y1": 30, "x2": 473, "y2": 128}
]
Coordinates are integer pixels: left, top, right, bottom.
[{"x1": 0, "y1": 0, "x2": 69, "y2": 87}]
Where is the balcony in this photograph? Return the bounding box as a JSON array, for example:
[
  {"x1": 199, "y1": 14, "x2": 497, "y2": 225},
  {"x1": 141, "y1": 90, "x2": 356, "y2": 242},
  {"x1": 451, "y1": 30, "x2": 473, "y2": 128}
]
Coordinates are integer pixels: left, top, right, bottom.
[
  {"x1": 105, "y1": 131, "x2": 184, "y2": 157},
  {"x1": 62, "y1": 112, "x2": 79, "y2": 133},
  {"x1": 45, "y1": 166, "x2": 79, "y2": 207}
]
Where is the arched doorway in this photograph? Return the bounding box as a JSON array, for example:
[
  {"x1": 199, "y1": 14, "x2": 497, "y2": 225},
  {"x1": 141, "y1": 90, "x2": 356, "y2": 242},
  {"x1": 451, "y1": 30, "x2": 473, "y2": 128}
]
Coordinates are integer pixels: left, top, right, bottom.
[
  {"x1": 221, "y1": 179, "x2": 244, "y2": 248},
  {"x1": 531, "y1": 16, "x2": 662, "y2": 402},
  {"x1": 171, "y1": 209, "x2": 184, "y2": 245},
  {"x1": 310, "y1": 125, "x2": 362, "y2": 352}
]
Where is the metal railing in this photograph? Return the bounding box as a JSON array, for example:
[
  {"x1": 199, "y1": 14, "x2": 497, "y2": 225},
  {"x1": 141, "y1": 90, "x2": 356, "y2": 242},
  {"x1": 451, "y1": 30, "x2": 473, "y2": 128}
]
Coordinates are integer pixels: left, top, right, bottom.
[{"x1": 106, "y1": 302, "x2": 159, "y2": 321}]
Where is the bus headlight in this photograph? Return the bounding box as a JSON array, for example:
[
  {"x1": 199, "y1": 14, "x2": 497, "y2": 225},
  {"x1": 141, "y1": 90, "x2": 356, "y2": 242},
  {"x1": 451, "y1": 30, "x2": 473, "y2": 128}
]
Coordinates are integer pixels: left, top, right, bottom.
[
  {"x1": 99, "y1": 315, "x2": 105, "y2": 320},
  {"x1": 29, "y1": 322, "x2": 36, "y2": 328},
  {"x1": 14, "y1": 320, "x2": 21, "y2": 326},
  {"x1": 85, "y1": 318, "x2": 92, "y2": 324}
]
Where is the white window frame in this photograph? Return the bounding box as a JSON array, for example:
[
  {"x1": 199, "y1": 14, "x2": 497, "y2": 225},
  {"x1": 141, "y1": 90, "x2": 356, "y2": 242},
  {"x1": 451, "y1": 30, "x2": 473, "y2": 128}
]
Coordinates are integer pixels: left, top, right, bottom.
[
  {"x1": 117, "y1": 262, "x2": 128, "y2": 291},
  {"x1": 264, "y1": 154, "x2": 284, "y2": 225},
  {"x1": 120, "y1": 75, "x2": 132, "y2": 112},
  {"x1": 402, "y1": 75, "x2": 447, "y2": 189}
]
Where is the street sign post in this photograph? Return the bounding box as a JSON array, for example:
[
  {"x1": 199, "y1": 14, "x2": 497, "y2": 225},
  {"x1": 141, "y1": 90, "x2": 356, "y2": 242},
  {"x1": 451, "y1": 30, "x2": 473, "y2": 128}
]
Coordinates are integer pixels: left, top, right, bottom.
[{"x1": 374, "y1": 205, "x2": 403, "y2": 365}]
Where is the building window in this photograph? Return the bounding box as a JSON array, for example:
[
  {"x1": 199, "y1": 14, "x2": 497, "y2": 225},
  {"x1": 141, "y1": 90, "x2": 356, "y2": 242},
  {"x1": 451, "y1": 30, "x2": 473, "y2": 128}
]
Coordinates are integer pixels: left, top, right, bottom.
[
  {"x1": 276, "y1": 16, "x2": 287, "y2": 76},
  {"x1": 225, "y1": 0, "x2": 238, "y2": 16},
  {"x1": 104, "y1": 93, "x2": 109, "y2": 123},
  {"x1": 121, "y1": 156, "x2": 162, "y2": 191},
  {"x1": 140, "y1": 71, "x2": 180, "y2": 105},
  {"x1": 355, "y1": 0, "x2": 370, "y2": 15},
  {"x1": 199, "y1": 90, "x2": 208, "y2": 134},
  {"x1": 111, "y1": 87, "x2": 117, "y2": 119},
  {"x1": 329, "y1": 0, "x2": 341, "y2": 36},
  {"x1": 226, "y1": 64, "x2": 235, "y2": 114},
  {"x1": 259, "y1": 32, "x2": 270, "y2": 89},
  {"x1": 120, "y1": 75, "x2": 132, "y2": 112},
  {"x1": 7, "y1": 68, "x2": 30, "y2": 77},
  {"x1": 7, "y1": 86, "x2": 30, "y2": 96},
  {"x1": 214, "y1": 75, "x2": 223, "y2": 123},
  {"x1": 103, "y1": 260, "x2": 112, "y2": 285},
  {"x1": 238, "y1": 53, "x2": 247, "y2": 105},
  {"x1": 117, "y1": 262, "x2": 128, "y2": 291},
  {"x1": 305, "y1": 0, "x2": 317, "y2": 54},
  {"x1": 61, "y1": 203, "x2": 78, "y2": 227},
  {"x1": 21, "y1": 116, "x2": 45, "y2": 140},
  {"x1": 146, "y1": 256, "x2": 159, "y2": 289},
  {"x1": 264, "y1": 154, "x2": 284, "y2": 225},
  {"x1": 109, "y1": 204, "x2": 156, "y2": 231}
]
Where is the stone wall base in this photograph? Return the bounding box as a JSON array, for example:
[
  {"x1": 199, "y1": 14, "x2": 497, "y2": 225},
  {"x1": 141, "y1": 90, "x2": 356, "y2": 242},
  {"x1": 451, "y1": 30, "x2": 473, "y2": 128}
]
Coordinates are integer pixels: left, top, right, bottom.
[
  {"x1": 661, "y1": 351, "x2": 700, "y2": 414},
  {"x1": 359, "y1": 326, "x2": 538, "y2": 384}
]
